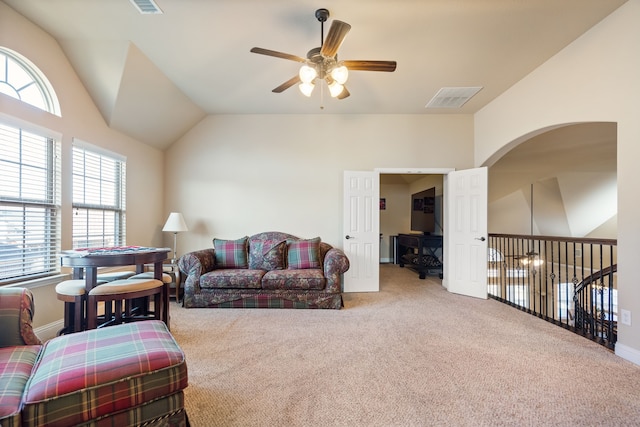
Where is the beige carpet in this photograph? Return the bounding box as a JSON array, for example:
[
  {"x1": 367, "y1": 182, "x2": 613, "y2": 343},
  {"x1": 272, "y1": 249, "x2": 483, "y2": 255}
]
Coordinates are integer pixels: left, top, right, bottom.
[{"x1": 169, "y1": 264, "x2": 640, "y2": 427}]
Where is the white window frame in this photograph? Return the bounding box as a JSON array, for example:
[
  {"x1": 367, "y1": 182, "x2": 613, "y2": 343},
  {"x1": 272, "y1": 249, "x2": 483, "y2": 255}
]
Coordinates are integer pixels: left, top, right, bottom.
[
  {"x1": 72, "y1": 140, "x2": 126, "y2": 249},
  {"x1": 0, "y1": 46, "x2": 61, "y2": 116},
  {"x1": 0, "y1": 121, "x2": 61, "y2": 283}
]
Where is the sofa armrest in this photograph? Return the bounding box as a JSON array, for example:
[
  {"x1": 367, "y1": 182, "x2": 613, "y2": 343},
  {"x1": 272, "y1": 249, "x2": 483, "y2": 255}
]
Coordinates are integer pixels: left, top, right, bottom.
[
  {"x1": 323, "y1": 248, "x2": 350, "y2": 293},
  {"x1": 177, "y1": 249, "x2": 217, "y2": 294},
  {"x1": 0, "y1": 287, "x2": 42, "y2": 347}
]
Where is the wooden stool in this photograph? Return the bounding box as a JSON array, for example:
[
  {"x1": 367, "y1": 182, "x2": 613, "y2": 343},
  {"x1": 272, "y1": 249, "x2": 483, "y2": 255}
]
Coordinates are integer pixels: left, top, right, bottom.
[
  {"x1": 87, "y1": 278, "x2": 164, "y2": 330},
  {"x1": 129, "y1": 271, "x2": 173, "y2": 283},
  {"x1": 56, "y1": 279, "x2": 110, "y2": 335},
  {"x1": 96, "y1": 270, "x2": 136, "y2": 282},
  {"x1": 129, "y1": 272, "x2": 173, "y2": 309},
  {"x1": 131, "y1": 269, "x2": 181, "y2": 303}
]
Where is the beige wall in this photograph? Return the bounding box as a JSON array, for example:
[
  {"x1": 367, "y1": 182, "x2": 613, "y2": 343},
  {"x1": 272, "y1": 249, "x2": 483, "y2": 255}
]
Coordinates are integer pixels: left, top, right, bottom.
[
  {"x1": 165, "y1": 114, "x2": 474, "y2": 253},
  {"x1": 475, "y1": 0, "x2": 640, "y2": 361},
  {"x1": 0, "y1": 3, "x2": 166, "y2": 328}
]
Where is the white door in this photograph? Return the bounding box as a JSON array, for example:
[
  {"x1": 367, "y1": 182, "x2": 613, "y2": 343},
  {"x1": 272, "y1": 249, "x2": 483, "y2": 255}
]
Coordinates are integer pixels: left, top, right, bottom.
[
  {"x1": 342, "y1": 171, "x2": 379, "y2": 292},
  {"x1": 444, "y1": 167, "x2": 488, "y2": 299}
]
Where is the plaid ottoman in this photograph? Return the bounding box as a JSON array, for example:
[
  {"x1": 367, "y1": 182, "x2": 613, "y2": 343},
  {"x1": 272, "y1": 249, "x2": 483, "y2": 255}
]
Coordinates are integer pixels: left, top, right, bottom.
[{"x1": 22, "y1": 320, "x2": 188, "y2": 427}]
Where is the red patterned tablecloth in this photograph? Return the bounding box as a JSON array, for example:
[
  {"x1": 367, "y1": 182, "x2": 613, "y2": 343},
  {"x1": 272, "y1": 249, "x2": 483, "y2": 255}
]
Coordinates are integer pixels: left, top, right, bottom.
[{"x1": 63, "y1": 246, "x2": 170, "y2": 257}]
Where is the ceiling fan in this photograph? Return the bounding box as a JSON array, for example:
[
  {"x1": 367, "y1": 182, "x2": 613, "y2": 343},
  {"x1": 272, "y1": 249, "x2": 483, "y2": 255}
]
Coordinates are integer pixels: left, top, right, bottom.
[{"x1": 250, "y1": 8, "x2": 397, "y2": 100}]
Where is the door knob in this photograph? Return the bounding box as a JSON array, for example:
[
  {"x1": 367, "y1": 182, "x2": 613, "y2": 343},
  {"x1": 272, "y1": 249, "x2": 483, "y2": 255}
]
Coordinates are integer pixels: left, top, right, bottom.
[
  {"x1": 475, "y1": 236, "x2": 486, "y2": 241},
  {"x1": 345, "y1": 235, "x2": 353, "y2": 239}
]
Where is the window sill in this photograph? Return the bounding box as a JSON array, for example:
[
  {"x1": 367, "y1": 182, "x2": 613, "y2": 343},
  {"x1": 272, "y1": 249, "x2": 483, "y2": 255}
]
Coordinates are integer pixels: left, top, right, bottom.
[{"x1": 3, "y1": 273, "x2": 71, "y2": 290}]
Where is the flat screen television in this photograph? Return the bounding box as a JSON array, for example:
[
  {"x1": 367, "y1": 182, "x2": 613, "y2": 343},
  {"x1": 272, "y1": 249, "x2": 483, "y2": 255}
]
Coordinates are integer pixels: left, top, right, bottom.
[{"x1": 410, "y1": 187, "x2": 436, "y2": 234}]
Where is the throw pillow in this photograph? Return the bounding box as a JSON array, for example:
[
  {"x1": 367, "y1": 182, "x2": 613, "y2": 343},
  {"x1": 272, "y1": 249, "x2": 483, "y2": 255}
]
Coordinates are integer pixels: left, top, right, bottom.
[
  {"x1": 213, "y1": 236, "x2": 249, "y2": 268},
  {"x1": 287, "y1": 237, "x2": 321, "y2": 269},
  {"x1": 248, "y1": 239, "x2": 286, "y2": 270}
]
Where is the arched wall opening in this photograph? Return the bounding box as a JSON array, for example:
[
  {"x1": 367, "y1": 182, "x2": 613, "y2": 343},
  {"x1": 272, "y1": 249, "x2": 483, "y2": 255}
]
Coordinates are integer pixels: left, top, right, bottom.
[{"x1": 483, "y1": 122, "x2": 617, "y2": 239}]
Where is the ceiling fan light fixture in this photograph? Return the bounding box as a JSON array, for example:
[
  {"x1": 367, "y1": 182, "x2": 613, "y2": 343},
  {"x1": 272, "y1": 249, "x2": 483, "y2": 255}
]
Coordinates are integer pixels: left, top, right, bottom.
[
  {"x1": 520, "y1": 256, "x2": 543, "y2": 267},
  {"x1": 250, "y1": 9, "x2": 396, "y2": 101},
  {"x1": 299, "y1": 65, "x2": 317, "y2": 84},
  {"x1": 330, "y1": 64, "x2": 349, "y2": 85},
  {"x1": 328, "y1": 80, "x2": 344, "y2": 98},
  {"x1": 520, "y1": 183, "x2": 543, "y2": 267},
  {"x1": 299, "y1": 82, "x2": 315, "y2": 97}
]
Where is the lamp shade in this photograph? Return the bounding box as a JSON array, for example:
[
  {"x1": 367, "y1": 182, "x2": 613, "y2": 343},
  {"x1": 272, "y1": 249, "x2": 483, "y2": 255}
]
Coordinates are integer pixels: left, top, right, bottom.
[{"x1": 162, "y1": 212, "x2": 188, "y2": 233}]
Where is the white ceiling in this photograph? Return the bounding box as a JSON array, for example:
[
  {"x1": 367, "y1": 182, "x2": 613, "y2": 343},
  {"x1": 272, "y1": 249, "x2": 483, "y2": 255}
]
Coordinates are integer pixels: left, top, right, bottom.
[{"x1": 3, "y1": 0, "x2": 627, "y2": 150}]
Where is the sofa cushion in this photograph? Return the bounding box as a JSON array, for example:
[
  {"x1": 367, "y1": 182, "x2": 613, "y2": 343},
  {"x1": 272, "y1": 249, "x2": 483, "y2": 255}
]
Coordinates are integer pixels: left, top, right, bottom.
[
  {"x1": 262, "y1": 269, "x2": 326, "y2": 290},
  {"x1": 201, "y1": 269, "x2": 265, "y2": 289},
  {"x1": 22, "y1": 320, "x2": 188, "y2": 427},
  {"x1": 248, "y1": 238, "x2": 286, "y2": 270},
  {"x1": 213, "y1": 236, "x2": 248, "y2": 268},
  {"x1": 0, "y1": 346, "x2": 42, "y2": 427},
  {"x1": 287, "y1": 237, "x2": 321, "y2": 269}
]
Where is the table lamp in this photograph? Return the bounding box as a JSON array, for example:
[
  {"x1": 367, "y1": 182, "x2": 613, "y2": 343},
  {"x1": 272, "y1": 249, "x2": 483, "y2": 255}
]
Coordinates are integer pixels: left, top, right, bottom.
[{"x1": 162, "y1": 212, "x2": 188, "y2": 263}]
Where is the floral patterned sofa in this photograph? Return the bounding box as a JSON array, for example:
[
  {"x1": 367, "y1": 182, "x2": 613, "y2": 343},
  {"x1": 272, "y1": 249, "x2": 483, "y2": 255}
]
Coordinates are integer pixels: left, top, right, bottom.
[{"x1": 178, "y1": 231, "x2": 350, "y2": 309}]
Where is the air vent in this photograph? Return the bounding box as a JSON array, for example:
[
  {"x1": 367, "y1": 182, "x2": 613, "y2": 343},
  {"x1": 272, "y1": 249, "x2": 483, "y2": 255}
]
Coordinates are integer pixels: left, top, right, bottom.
[
  {"x1": 425, "y1": 87, "x2": 483, "y2": 109},
  {"x1": 129, "y1": 0, "x2": 163, "y2": 14}
]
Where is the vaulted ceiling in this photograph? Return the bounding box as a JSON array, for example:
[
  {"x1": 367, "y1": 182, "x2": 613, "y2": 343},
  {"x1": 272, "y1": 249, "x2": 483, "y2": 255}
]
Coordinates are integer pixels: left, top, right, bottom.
[{"x1": 2, "y1": 0, "x2": 627, "y2": 150}]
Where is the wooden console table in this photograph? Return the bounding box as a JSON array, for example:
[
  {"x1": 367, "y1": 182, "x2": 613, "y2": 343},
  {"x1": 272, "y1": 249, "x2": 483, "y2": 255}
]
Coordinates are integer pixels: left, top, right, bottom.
[{"x1": 396, "y1": 233, "x2": 443, "y2": 279}]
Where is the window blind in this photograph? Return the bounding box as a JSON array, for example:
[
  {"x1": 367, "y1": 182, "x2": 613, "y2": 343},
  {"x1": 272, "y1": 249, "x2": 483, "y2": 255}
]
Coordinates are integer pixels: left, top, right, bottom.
[
  {"x1": 0, "y1": 123, "x2": 60, "y2": 282},
  {"x1": 72, "y1": 144, "x2": 126, "y2": 249}
]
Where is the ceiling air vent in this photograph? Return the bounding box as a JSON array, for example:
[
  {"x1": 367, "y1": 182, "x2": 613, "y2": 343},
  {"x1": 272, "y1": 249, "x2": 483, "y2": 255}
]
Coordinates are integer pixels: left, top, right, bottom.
[
  {"x1": 129, "y1": 0, "x2": 163, "y2": 14},
  {"x1": 426, "y1": 86, "x2": 483, "y2": 109}
]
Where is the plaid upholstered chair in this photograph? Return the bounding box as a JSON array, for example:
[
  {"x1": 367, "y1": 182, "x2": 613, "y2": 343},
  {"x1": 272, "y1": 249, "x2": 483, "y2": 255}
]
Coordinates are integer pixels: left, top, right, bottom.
[
  {"x1": 0, "y1": 287, "x2": 42, "y2": 347},
  {"x1": 0, "y1": 287, "x2": 42, "y2": 427}
]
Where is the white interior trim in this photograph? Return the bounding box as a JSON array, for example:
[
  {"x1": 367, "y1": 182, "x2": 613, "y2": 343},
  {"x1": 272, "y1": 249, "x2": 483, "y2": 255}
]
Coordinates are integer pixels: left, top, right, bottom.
[
  {"x1": 375, "y1": 167, "x2": 455, "y2": 174},
  {"x1": 615, "y1": 343, "x2": 640, "y2": 366},
  {"x1": 73, "y1": 137, "x2": 127, "y2": 162}
]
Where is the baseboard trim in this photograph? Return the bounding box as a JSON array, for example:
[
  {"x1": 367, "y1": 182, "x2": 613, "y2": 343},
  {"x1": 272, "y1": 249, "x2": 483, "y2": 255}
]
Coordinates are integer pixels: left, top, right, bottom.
[
  {"x1": 34, "y1": 319, "x2": 64, "y2": 342},
  {"x1": 615, "y1": 342, "x2": 640, "y2": 366}
]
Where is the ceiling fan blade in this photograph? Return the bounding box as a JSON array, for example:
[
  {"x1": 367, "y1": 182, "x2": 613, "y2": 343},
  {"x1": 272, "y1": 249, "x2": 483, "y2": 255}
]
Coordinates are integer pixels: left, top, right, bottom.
[
  {"x1": 337, "y1": 86, "x2": 350, "y2": 100},
  {"x1": 343, "y1": 60, "x2": 397, "y2": 72},
  {"x1": 320, "y1": 20, "x2": 351, "y2": 58},
  {"x1": 250, "y1": 47, "x2": 306, "y2": 63},
  {"x1": 272, "y1": 75, "x2": 301, "y2": 93}
]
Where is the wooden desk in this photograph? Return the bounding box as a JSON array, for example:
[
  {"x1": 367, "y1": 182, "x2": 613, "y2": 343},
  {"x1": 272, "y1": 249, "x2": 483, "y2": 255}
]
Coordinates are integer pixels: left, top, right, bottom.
[{"x1": 60, "y1": 247, "x2": 171, "y2": 328}]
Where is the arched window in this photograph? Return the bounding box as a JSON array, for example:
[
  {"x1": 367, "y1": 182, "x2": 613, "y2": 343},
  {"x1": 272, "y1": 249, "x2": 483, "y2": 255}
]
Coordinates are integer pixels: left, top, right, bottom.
[{"x1": 0, "y1": 47, "x2": 60, "y2": 116}]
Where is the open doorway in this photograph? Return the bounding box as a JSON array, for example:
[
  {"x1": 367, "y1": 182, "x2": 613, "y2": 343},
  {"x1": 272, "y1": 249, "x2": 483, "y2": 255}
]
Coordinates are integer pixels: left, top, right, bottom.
[
  {"x1": 379, "y1": 173, "x2": 444, "y2": 265},
  {"x1": 377, "y1": 169, "x2": 452, "y2": 283},
  {"x1": 343, "y1": 167, "x2": 488, "y2": 297},
  {"x1": 376, "y1": 167, "x2": 490, "y2": 299}
]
